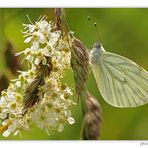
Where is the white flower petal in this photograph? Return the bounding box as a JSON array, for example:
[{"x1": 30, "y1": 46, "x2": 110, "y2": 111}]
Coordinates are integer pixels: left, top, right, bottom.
[
  {"x1": 67, "y1": 117, "x2": 75, "y2": 124},
  {"x1": 39, "y1": 35, "x2": 46, "y2": 44},
  {"x1": 16, "y1": 81, "x2": 21, "y2": 88},
  {"x1": 64, "y1": 87, "x2": 73, "y2": 95},
  {"x1": 0, "y1": 97, "x2": 7, "y2": 106},
  {"x1": 26, "y1": 55, "x2": 34, "y2": 63},
  {"x1": 42, "y1": 57, "x2": 47, "y2": 65},
  {"x1": 0, "y1": 112, "x2": 7, "y2": 120},
  {"x1": 14, "y1": 130, "x2": 19, "y2": 136},
  {"x1": 58, "y1": 123, "x2": 64, "y2": 132},
  {"x1": 31, "y1": 41, "x2": 39, "y2": 50},
  {"x1": 24, "y1": 36, "x2": 32, "y2": 43},
  {"x1": 35, "y1": 58, "x2": 41, "y2": 65},
  {"x1": 48, "y1": 32, "x2": 60, "y2": 46},
  {"x1": 46, "y1": 25, "x2": 52, "y2": 34},
  {"x1": 65, "y1": 110, "x2": 71, "y2": 117},
  {"x1": 39, "y1": 20, "x2": 49, "y2": 32},
  {"x1": 43, "y1": 48, "x2": 51, "y2": 57},
  {"x1": 2, "y1": 119, "x2": 10, "y2": 126},
  {"x1": 45, "y1": 129, "x2": 51, "y2": 136},
  {"x1": 28, "y1": 24, "x2": 36, "y2": 33},
  {"x1": 3, "y1": 130, "x2": 10, "y2": 137},
  {"x1": 8, "y1": 94, "x2": 15, "y2": 101},
  {"x1": 8, "y1": 125, "x2": 16, "y2": 132}
]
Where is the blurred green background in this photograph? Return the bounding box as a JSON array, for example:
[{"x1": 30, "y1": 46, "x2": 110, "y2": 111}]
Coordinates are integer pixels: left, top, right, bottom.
[{"x1": 0, "y1": 8, "x2": 148, "y2": 140}]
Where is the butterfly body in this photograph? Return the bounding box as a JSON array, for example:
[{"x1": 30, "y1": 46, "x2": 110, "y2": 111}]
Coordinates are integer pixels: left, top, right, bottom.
[{"x1": 90, "y1": 42, "x2": 148, "y2": 108}]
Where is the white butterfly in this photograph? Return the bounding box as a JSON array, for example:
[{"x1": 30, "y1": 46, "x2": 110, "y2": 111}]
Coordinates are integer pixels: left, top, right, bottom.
[{"x1": 90, "y1": 42, "x2": 148, "y2": 107}]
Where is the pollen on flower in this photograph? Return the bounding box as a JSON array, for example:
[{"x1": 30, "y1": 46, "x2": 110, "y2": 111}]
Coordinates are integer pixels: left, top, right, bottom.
[{"x1": 0, "y1": 15, "x2": 75, "y2": 137}]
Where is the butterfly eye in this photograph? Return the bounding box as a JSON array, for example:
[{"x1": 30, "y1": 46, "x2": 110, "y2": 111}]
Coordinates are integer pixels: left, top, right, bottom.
[{"x1": 93, "y1": 42, "x2": 101, "y2": 49}]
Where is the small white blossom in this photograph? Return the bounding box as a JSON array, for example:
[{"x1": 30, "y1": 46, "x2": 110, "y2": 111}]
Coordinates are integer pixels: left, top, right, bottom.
[
  {"x1": 26, "y1": 55, "x2": 34, "y2": 63},
  {"x1": 31, "y1": 41, "x2": 39, "y2": 50},
  {"x1": 64, "y1": 87, "x2": 73, "y2": 95},
  {"x1": 15, "y1": 81, "x2": 21, "y2": 88},
  {"x1": 43, "y1": 48, "x2": 51, "y2": 57},
  {"x1": 14, "y1": 130, "x2": 19, "y2": 136},
  {"x1": 49, "y1": 32, "x2": 60, "y2": 47},
  {"x1": 34, "y1": 58, "x2": 41, "y2": 65},
  {"x1": 26, "y1": 24, "x2": 36, "y2": 33},
  {"x1": 67, "y1": 117, "x2": 75, "y2": 125},
  {"x1": 38, "y1": 20, "x2": 49, "y2": 32},
  {"x1": 39, "y1": 34, "x2": 46, "y2": 44},
  {"x1": 3, "y1": 130, "x2": 10, "y2": 137},
  {"x1": 0, "y1": 113, "x2": 7, "y2": 120},
  {"x1": 58, "y1": 123, "x2": 64, "y2": 132}
]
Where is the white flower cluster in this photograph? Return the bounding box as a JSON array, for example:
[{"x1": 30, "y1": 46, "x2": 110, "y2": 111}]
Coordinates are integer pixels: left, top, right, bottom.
[{"x1": 0, "y1": 16, "x2": 75, "y2": 137}]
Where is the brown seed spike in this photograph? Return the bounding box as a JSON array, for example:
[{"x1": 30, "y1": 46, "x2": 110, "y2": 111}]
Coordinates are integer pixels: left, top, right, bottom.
[
  {"x1": 71, "y1": 39, "x2": 89, "y2": 101},
  {"x1": 22, "y1": 57, "x2": 52, "y2": 115},
  {"x1": 55, "y1": 8, "x2": 63, "y2": 31},
  {"x1": 82, "y1": 92, "x2": 102, "y2": 140}
]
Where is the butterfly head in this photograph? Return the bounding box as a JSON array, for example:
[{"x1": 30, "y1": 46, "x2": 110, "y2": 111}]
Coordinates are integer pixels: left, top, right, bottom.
[
  {"x1": 93, "y1": 42, "x2": 102, "y2": 49},
  {"x1": 90, "y1": 42, "x2": 105, "y2": 64}
]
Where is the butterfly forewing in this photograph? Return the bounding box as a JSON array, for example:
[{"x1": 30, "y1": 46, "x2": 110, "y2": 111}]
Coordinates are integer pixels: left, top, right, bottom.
[{"x1": 91, "y1": 48, "x2": 148, "y2": 108}]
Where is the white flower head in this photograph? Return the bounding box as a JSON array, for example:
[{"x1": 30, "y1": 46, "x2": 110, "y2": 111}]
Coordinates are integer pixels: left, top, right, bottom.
[{"x1": 0, "y1": 15, "x2": 75, "y2": 137}]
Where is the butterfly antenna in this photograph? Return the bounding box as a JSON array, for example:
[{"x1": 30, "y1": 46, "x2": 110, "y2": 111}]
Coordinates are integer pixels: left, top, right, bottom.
[
  {"x1": 94, "y1": 22, "x2": 102, "y2": 43},
  {"x1": 87, "y1": 16, "x2": 102, "y2": 44}
]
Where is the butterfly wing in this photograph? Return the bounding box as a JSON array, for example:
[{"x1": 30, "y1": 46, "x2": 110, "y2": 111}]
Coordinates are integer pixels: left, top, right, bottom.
[{"x1": 92, "y1": 51, "x2": 148, "y2": 107}]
